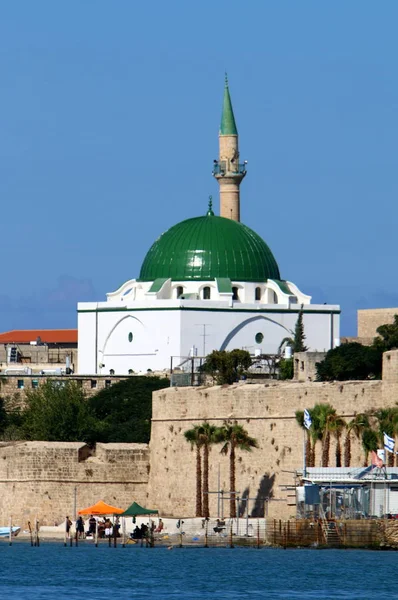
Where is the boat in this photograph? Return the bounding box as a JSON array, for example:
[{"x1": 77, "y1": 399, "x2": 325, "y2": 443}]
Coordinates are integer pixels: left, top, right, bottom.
[{"x1": 0, "y1": 526, "x2": 21, "y2": 538}]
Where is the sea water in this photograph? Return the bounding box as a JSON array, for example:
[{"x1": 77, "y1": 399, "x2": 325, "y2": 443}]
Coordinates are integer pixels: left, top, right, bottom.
[{"x1": 0, "y1": 543, "x2": 396, "y2": 599}]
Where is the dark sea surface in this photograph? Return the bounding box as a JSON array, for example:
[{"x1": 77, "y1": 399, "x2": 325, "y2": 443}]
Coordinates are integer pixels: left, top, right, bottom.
[{"x1": 0, "y1": 542, "x2": 397, "y2": 599}]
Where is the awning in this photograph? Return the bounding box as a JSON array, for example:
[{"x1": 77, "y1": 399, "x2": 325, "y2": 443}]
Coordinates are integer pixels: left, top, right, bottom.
[
  {"x1": 120, "y1": 501, "x2": 158, "y2": 517},
  {"x1": 78, "y1": 500, "x2": 124, "y2": 515}
]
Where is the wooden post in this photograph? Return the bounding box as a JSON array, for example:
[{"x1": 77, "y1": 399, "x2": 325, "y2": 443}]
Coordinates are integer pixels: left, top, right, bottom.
[
  {"x1": 273, "y1": 519, "x2": 276, "y2": 545},
  {"x1": 9, "y1": 516, "x2": 12, "y2": 546},
  {"x1": 257, "y1": 520, "x2": 260, "y2": 549},
  {"x1": 204, "y1": 518, "x2": 208, "y2": 548},
  {"x1": 95, "y1": 520, "x2": 98, "y2": 548},
  {"x1": 229, "y1": 522, "x2": 234, "y2": 549},
  {"x1": 122, "y1": 517, "x2": 126, "y2": 548},
  {"x1": 35, "y1": 519, "x2": 40, "y2": 547},
  {"x1": 28, "y1": 521, "x2": 34, "y2": 547},
  {"x1": 64, "y1": 518, "x2": 67, "y2": 547}
]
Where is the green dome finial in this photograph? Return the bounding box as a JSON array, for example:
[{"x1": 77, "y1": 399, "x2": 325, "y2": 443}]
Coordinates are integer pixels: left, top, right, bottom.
[
  {"x1": 220, "y1": 74, "x2": 238, "y2": 135},
  {"x1": 207, "y1": 196, "x2": 214, "y2": 216}
]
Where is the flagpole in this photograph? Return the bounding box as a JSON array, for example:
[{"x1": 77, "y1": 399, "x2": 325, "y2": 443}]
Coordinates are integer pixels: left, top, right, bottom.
[{"x1": 303, "y1": 427, "x2": 306, "y2": 479}]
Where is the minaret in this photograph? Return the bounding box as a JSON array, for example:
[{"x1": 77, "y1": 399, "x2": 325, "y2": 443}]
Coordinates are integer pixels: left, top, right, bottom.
[{"x1": 213, "y1": 75, "x2": 246, "y2": 221}]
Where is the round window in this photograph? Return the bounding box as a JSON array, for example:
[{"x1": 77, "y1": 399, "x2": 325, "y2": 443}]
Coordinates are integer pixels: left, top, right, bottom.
[
  {"x1": 255, "y1": 332, "x2": 264, "y2": 344},
  {"x1": 128, "y1": 332, "x2": 133, "y2": 342}
]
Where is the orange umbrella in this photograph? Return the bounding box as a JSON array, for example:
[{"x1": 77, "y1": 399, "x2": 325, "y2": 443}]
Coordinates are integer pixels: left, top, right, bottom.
[{"x1": 78, "y1": 500, "x2": 124, "y2": 515}]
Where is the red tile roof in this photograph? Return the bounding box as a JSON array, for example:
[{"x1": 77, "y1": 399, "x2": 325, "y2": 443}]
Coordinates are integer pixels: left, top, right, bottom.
[{"x1": 0, "y1": 330, "x2": 78, "y2": 344}]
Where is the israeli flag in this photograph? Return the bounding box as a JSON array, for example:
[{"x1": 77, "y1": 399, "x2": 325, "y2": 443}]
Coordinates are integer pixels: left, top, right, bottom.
[
  {"x1": 384, "y1": 432, "x2": 395, "y2": 453},
  {"x1": 304, "y1": 409, "x2": 312, "y2": 430}
]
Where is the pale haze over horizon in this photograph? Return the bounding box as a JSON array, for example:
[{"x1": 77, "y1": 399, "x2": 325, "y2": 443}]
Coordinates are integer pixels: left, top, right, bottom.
[{"x1": 0, "y1": 1, "x2": 397, "y2": 337}]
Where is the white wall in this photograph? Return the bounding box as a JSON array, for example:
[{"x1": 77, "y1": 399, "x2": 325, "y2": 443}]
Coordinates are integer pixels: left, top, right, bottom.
[
  {"x1": 180, "y1": 304, "x2": 339, "y2": 357},
  {"x1": 78, "y1": 300, "x2": 339, "y2": 374}
]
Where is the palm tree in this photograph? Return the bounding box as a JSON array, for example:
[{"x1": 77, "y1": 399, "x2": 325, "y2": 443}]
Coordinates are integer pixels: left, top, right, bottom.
[
  {"x1": 217, "y1": 422, "x2": 258, "y2": 518},
  {"x1": 184, "y1": 425, "x2": 203, "y2": 517},
  {"x1": 295, "y1": 410, "x2": 312, "y2": 469},
  {"x1": 310, "y1": 403, "x2": 336, "y2": 467},
  {"x1": 197, "y1": 423, "x2": 219, "y2": 518},
  {"x1": 362, "y1": 428, "x2": 378, "y2": 466},
  {"x1": 344, "y1": 413, "x2": 370, "y2": 467},
  {"x1": 326, "y1": 413, "x2": 346, "y2": 467}
]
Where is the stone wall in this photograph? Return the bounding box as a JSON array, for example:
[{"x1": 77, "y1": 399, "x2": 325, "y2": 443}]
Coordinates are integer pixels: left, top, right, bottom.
[
  {"x1": 0, "y1": 375, "x2": 129, "y2": 408},
  {"x1": 148, "y1": 352, "x2": 398, "y2": 520},
  {"x1": 358, "y1": 308, "x2": 398, "y2": 338},
  {"x1": 3, "y1": 352, "x2": 398, "y2": 526},
  {"x1": 0, "y1": 442, "x2": 149, "y2": 526},
  {"x1": 294, "y1": 352, "x2": 326, "y2": 382}
]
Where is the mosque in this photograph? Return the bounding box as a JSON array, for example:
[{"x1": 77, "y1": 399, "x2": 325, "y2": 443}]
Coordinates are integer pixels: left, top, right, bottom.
[{"x1": 77, "y1": 79, "x2": 340, "y2": 375}]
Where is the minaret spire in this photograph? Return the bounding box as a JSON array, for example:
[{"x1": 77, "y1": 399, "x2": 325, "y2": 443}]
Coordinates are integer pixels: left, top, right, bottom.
[
  {"x1": 213, "y1": 75, "x2": 246, "y2": 221},
  {"x1": 220, "y1": 73, "x2": 238, "y2": 135}
]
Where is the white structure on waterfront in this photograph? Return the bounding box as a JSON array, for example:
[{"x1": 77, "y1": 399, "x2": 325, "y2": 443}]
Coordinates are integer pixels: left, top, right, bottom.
[{"x1": 78, "y1": 80, "x2": 340, "y2": 375}]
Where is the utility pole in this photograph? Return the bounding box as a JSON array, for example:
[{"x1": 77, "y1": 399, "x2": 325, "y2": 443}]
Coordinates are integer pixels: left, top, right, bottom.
[{"x1": 196, "y1": 324, "x2": 211, "y2": 357}]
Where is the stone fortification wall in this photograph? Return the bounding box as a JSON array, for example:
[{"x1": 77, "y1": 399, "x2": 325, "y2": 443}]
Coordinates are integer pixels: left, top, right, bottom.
[
  {"x1": 148, "y1": 376, "x2": 394, "y2": 520},
  {"x1": 358, "y1": 308, "x2": 398, "y2": 338},
  {"x1": 4, "y1": 352, "x2": 398, "y2": 525},
  {"x1": 0, "y1": 442, "x2": 149, "y2": 526},
  {"x1": 0, "y1": 375, "x2": 129, "y2": 407}
]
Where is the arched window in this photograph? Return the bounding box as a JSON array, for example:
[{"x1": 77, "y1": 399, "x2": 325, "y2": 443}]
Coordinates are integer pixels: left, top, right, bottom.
[
  {"x1": 232, "y1": 287, "x2": 239, "y2": 301},
  {"x1": 176, "y1": 286, "x2": 183, "y2": 298},
  {"x1": 203, "y1": 286, "x2": 211, "y2": 300},
  {"x1": 255, "y1": 287, "x2": 261, "y2": 301}
]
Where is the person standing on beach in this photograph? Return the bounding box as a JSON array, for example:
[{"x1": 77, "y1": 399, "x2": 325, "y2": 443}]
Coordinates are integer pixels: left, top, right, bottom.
[
  {"x1": 76, "y1": 516, "x2": 85, "y2": 538},
  {"x1": 65, "y1": 516, "x2": 72, "y2": 538}
]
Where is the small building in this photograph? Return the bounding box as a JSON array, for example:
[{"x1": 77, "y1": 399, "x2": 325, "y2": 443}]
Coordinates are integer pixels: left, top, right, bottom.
[
  {"x1": 298, "y1": 466, "x2": 398, "y2": 519},
  {"x1": 0, "y1": 329, "x2": 77, "y2": 374}
]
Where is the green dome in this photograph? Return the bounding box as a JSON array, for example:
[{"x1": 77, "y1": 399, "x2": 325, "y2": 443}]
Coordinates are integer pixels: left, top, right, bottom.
[{"x1": 138, "y1": 214, "x2": 280, "y2": 282}]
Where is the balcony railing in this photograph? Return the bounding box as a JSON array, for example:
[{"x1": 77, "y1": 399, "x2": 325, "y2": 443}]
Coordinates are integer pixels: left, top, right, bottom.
[{"x1": 212, "y1": 161, "x2": 246, "y2": 176}]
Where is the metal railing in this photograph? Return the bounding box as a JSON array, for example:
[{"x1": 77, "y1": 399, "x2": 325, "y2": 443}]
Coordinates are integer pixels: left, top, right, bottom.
[{"x1": 212, "y1": 162, "x2": 246, "y2": 176}]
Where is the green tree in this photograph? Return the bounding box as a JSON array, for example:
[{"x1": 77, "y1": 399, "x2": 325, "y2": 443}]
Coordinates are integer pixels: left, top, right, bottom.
[
  {"x1": 278, "y1": 305, "x2": 308, "y2": 356},
  {"x1": 307, "y1": 403, "x2": 337, "y2": 467},
  {"x1": 326, "y1": 413, "x2": 346, "y2": 467},
  {"x1": 361, "y1": 428, "x2": 378, "y2": 466},
  {"x1": 216, "y1": 422, "x2": 258, "y2": 517},
  {"x1": 203, "y1": 349, "x2": 252, "y2": 385},
  {"x1": 184, "y1": 425, "x2": 203, "y2": 517},
  {"x1": 316, "y1": 343, "x2": 382, "y2": 382},
  {"x1": 0, "y1": 397, "x2": 7, "y2": 436},
  {"x1": 22, "y1": 381, "x2": 96, "y2": 442},
  {"x1": 293, "y1": 305, "x2": 308, "y2": 353},
  {"x1": 279, "y1": 358, "x2": 294, "y2": 380},
  {"x1": 344, "y1": 413, "x2": 370, "y2": 467},
  {"x1": 373, "y1": 315, "x2": 398, "y2": 351},
  {"x1": 89, "y1": 375, "x2": 169, "y2": 443},
  {"x1": 197, "y1": 423, "x2": 219, "y2": 518}
]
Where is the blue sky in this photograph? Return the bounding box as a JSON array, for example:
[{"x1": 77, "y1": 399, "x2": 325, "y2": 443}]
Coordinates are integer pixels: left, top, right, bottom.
[{"x1": 0, "y1": 1, "x2": 397, "y2": 335}]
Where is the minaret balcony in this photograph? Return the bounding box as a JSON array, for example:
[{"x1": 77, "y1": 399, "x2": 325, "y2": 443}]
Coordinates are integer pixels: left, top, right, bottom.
[{"x1": 212, "y1": 161, "x2": 247, "y2": 176}]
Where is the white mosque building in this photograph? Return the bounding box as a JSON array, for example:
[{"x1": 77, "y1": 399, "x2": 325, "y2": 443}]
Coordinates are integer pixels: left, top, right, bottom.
[{"x1": 77, "y1": 79, "x2": 340, "y2": 375}]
